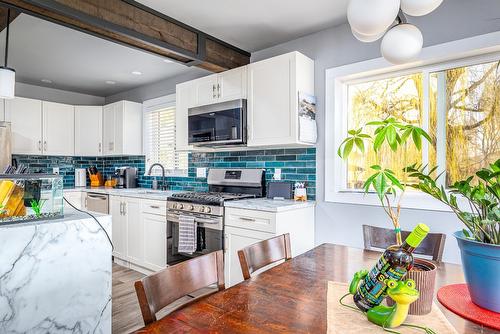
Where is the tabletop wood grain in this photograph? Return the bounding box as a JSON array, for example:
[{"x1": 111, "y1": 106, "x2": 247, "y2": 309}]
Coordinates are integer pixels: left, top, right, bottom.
[{"x1": 133, "y1": 244, "x2": 497, "y2": 334}]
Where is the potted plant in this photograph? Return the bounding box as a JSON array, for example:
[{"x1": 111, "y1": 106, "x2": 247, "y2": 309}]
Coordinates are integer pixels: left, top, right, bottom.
[
  {"x1": 406, "y1": 160, "x2": 500, "y2": 312},
  {"x1": 338, "y1": 116, "x2": 437, "y2": 314}
]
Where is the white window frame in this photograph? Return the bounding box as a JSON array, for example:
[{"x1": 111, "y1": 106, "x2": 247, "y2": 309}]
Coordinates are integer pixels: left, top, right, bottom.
[
  {"x1": 143, "y1": 94, "x2": 188, "y2": 177},
  {"x1": 325, "y1": 31, "x2": 500, "y2": 211}
]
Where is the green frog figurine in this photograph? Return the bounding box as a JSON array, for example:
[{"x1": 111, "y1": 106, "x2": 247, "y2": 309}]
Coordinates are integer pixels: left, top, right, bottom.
[{"x1": 340, "y1": 270, "x2": 436, "y2": 334}]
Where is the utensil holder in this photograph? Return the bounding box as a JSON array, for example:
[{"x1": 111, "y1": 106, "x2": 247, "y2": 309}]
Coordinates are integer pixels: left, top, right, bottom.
[{"x1": 89, "y1": 172, "x2": 104, "y2": 187}]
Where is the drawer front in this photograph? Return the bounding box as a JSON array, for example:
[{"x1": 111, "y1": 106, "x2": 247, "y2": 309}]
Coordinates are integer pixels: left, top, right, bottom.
[
  {"x1": 141, "y1": 199, "x2": 167, "y2": 216},
  {"x1": 224, "y1": 207, "x2": 276, "y2": 233}
]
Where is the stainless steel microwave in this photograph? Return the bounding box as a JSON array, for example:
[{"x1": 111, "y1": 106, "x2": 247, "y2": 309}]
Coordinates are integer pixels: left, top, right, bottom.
[{"x1": 188, "y1": 99, "x2": 247, "y2": 146}]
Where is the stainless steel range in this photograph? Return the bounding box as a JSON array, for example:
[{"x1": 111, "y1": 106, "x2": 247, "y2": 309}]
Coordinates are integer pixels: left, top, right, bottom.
[{"x1": 166, "y1": 168, "x2": 265, "y2": 265}]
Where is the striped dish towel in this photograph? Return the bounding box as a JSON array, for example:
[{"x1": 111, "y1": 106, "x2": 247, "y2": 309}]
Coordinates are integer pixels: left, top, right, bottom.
[{"x1": 178, "y1": 215, "x2": 197, "y2": 254}]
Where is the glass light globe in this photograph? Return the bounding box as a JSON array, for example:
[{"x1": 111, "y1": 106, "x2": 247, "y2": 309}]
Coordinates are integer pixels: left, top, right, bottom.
[
  {"x1": 381, "y1": 24, "x2": 423, "y2": 64},
  {"x1": 401, "y1": 0, "x2": 444, "y2": 16},
  {"x1": 352, "y1": 28, "x2": 386, "y2": 43},
  {"x1": 348, "y1": 0, "x2": 400, "y2": 36}
]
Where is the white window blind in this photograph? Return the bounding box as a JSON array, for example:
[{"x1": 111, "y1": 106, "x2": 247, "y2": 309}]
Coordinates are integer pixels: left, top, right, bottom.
[{"x1": 144, "y1": 97, "x2": 188, "y2": 176}]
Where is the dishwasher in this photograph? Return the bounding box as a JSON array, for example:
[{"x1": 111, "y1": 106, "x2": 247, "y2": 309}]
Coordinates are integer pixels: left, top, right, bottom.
[{"x1": 85, "y1": 193, "x2": 109, "y2": 214}]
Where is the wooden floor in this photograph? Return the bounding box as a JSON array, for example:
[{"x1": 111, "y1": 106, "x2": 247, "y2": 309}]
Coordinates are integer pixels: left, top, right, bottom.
[{"x1": 112, "y1": 263, "x2": 216, "y2": 334}]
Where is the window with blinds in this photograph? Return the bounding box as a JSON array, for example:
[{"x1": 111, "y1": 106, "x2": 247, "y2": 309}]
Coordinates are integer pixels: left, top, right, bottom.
[{"x1": 144, "y1": 104, "x2": 188, "y2": 176}]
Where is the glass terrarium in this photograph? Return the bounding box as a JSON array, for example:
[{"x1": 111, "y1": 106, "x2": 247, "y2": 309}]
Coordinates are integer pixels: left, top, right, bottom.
[{"x1": 0, "y1": 174, "x2": 64, "y2": 225}]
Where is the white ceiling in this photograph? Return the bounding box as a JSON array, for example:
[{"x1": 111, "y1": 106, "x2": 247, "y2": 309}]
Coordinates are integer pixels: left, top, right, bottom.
[
  {"x1": 0, "y1": 14, "x2": 207, "y2": 97},
  {"x1": 136, "y1": 0, "x2": 349, "y2": 52}
]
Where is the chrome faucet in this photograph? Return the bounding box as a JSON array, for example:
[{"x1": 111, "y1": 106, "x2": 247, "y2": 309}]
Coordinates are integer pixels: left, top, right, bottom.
[{"x1": 148, "y1": 163, "x2": 167, "y2": 190}]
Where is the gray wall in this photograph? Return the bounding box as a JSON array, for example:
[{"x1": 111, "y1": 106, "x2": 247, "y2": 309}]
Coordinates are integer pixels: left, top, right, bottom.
[
  {"x1": 105, "y1": 69, "x2": 208, "y2": 104},
  {"x1": 16, "y1": 82, "x2": 105, "y2": 105},
  {"x1": 252, "y1": 0, "x2": 500, "y2": 263}
]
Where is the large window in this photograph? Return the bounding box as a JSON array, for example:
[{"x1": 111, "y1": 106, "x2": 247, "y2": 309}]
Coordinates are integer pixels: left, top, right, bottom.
[
  {"x1": 143, "y1": 95, "x2": 188, "y2": 176},
  {"x1": 326, "y1": 34, "x2": 500, "y2": 209}
]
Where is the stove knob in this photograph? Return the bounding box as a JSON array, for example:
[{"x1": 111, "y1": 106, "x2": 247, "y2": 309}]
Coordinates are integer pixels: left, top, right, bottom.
[
  {"x1": 172, "y1": 203, "x2": 177, "y2": 209},
  {"x1": 204, "y1": 207, "x2": 212, "y2": 213},
  {"x1": 188, "y1": 205, "x2": 194, "y2": 211},
  {"x1": 178, "y1": 203, "x2": 184, "y2": 210}
]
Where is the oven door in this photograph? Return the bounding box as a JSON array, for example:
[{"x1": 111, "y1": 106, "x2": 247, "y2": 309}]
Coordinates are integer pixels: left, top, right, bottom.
[
  {"x1": 188, "y1": 99, "x2": 247, "y2": 146},
  {"x1": 166, "y1": 212, "x2": 223, "y2": 266}
]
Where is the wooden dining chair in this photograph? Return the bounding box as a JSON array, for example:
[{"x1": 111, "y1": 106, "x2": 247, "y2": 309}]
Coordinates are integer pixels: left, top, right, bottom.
[
  {"x1": 238, "y1": 233, "x2": 292, "y2": 280},
  {"x1": 134, "y1": 250, "x2": 225, "y2": 326},
  {"x1": 362, "y1": 225, "x2": 446, "y2": 262}
]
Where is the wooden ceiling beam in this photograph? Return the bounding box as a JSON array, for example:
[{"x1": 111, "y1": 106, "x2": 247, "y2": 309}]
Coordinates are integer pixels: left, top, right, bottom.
[
  {"x1": 0, "y1": 6, "x2": 20, "y2": 32},
  {"x1": 0, "y1": 0, "x2": 250, "y2": 72}
]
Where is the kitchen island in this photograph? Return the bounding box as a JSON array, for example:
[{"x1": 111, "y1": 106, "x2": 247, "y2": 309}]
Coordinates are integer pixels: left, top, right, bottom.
[{"x1": 0, "y1": 209, "x2": 112, "y2": 334}]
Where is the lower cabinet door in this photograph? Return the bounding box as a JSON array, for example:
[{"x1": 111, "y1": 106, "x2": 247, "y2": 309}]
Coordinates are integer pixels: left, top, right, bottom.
[
  {"x1": 143, "y1": 213, "x2": 167, "y2": 271},
  {"x1": 110, "y1": 196, "x2": 126, "y2": 259},
  {"x1": 224, "y1": 226, "x2": 274, "y2": 287},
  {"x1": 125, "y1": 197, "x2": 143, "y2": 264}
]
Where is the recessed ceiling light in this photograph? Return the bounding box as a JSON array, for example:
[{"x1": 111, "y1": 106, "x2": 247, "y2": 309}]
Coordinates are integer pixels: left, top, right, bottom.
[
  {"x1": 105, "y1": 80, "x2": 116, "y2": 85},
  {"x1": 131, "y1": 71, "x2": 142, "y2": 75},
  {"x1": 163, "y1": 59, "x2": 173, "y2": 63},
  {"x1": 41, "y1": 79, "x2": 52, "y2": 84}
]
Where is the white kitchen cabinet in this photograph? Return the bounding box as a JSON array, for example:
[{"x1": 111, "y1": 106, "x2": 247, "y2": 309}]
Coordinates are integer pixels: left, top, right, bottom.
[
  {"x1": 224, "y1": 226, "x2": 274, "y2": 287},
  {"x1": 75, "y1": 106, "x2": 103, "y2": 156},
  {"x1": 42, "y1": 101, "x2": 75, "y2": 156},
  {"x1": 247, "y1": 51, "x2": 314, "y2": 147},
  {"x1": 5, "y1": 97, "x2": 43, "y2": 155},
  {"x1": 193, "y1": 74, "x2": 219, "y2": 106},
  {"x1": 143, "y1": 213, "x2": 167, "y2": 271},
  {"x1": 63, "y1": 191, "x2": 84, "y2": 210},
  {"x1": 125, "y1": 197, "x2": 143, "y2": 264},
  {"x1": 103, "y1": 100, "x2": 142, "y2": 156},
  {"x1": 110, "y1": 196, "x2": 127, "y2": 259},
  {"x1": 224, "y1": 205, "x2": 315, "y2": 287}
]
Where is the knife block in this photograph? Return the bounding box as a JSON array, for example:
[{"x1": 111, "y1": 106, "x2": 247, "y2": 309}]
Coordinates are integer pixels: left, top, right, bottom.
[{"x1": 89, "y1": 172, "x2": 104, "y2": 187}]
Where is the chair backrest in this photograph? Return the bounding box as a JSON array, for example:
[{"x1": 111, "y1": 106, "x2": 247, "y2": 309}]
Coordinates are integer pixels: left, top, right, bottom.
[
  {"x1": 238, "y1": 233, "x2": 292, "y2": 280},
  {"x1": 134, "y1": 250, "x2": 224, "y2": 325},
  {"x1": 362, "y1": 225, "x2": 446, "y2": 262}
]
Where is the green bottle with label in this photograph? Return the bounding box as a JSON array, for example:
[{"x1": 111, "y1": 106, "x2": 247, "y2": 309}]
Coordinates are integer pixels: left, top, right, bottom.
[{"x1": 353, "y1": 223, "x2": 430, "y2": 312}]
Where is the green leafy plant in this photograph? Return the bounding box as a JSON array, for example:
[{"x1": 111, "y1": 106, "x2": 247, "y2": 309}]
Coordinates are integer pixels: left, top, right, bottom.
[
  {"x1": 406, "y1": 160, "x2": 500, "y2": 245},
  {"x1": 0, "y1": 204, "x2": 5, "y2": 215},
  {"x1": 30, "y1": 199, "x2": 45, "y2": 218},
  {"x1": 338, "y1": 117, "x2": 432, "y2": 245}
]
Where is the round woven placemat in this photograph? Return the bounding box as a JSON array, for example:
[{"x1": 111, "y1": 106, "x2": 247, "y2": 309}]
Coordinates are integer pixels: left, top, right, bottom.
[{"x1": 437, "y1": 284, "x2": 500, "y2": 330}]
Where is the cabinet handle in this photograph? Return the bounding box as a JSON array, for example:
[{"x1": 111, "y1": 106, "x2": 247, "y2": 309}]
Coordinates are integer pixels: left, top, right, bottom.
[
  {"x1": 239, "y1": 217, "x2": 256, "y2": 222},
  {"x1": 217, "y1": 83, "x2": 221, "y2": 98},
  {"x1": 150, "y1": 205, "x2": 160, "y2": 209},
  {"x1": 119, "y1": 202, "x2": 123, "y2": 215},
  {"x1": 98, "y1": 142, "x2": 102, "y2": 153},
  {"x1": 212, "y1": 84, "x2": 216, "y2": 98},
  {"x1": 38, "y1": 140, "x2": 42, "y2": 152},
  {"x1": 85, "y1": 197, "x2": 88, "y2": 208},
  {"x1": 123, "y1": 202, "x2": 126, "y2": 216},
  {"x1": 224, "y1": 234, "x2": 228, "y2": 252},
  {"x1": 44, "y1": 141, "x2": 47, "y2": 151}
]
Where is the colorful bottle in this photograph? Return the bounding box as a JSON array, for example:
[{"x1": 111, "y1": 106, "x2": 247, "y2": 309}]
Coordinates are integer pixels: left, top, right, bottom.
[{"x1": 353, "y1": 223, "x2": 429, "y2": 312}]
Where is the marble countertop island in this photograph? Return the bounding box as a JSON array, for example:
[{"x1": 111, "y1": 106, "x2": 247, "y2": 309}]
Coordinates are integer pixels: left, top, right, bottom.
[
  {"x1": 0, "y1": 210, "x2": 112, "y2": 334},
  {"x1": 224, "y1": 198, "x2": 316, "y2": 212}
]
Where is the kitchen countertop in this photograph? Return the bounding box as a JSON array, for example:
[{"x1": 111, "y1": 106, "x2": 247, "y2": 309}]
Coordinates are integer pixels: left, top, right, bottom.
[
  {"x1": 224, "y1": 198, "x2": 315, "y2": 213},
  {"x1": 64, "y1": 187, "x2": 177, "y2": 201}
]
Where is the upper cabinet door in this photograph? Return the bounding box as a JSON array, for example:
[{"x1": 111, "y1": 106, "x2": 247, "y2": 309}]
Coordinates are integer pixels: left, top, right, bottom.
[
  {"x1": 5, "y1": 97, "x2": 43, "y2": 155},
  {"x1": 193, "y1": 74, "x2": 218, "y2": 106},
  {"x1": 42, "y1": 101, "x2": 75, "y2": 156},
  {"x1": 247, "y1": 54, "x2": 292, "y2": 146},
  {"x1": 218, "y1": 66, "x2": 247, "y2": 102},
  {"x1": 75, "y1": 106, "x2": 103, "y2": 156},
  {"x1": 103, "y1": 103, "x2": 116, "y2": 155}
]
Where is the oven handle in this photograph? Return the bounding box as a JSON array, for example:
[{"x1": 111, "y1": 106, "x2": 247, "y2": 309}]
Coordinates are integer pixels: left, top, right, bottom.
[{"x1": 167, "y1": 213, "x2": 220, "y2": 225}]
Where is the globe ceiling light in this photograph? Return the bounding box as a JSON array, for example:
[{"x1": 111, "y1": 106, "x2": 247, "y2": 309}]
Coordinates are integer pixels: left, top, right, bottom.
[
  {"x1": 381, "y1": 23, "x2": 423, "y2": 64},
  {"x1": 352, "y1": 29, "x2": 386, "y2": 43},
  {"x1": 347, "y1": 0, "x2": 401, "y2": 36},
  {"x1": 401, "y1": 0, "x2": 444, "y2": 16}
]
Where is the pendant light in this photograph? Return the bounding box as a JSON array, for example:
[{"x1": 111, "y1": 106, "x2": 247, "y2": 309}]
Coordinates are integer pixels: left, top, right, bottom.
[{"x1": 0, "y1": 8, "x2": 15, "y2": 99}]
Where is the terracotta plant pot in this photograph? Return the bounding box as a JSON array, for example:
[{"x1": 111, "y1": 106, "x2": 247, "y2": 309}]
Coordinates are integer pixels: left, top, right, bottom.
[{"x1": 387, "y1": 258, "x2": 437, "y2": 315}]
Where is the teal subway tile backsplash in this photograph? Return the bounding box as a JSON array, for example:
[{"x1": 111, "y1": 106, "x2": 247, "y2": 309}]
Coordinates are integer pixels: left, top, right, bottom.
[{"x1": 13, "y1": 147, "x2": 316, "y2": 199}]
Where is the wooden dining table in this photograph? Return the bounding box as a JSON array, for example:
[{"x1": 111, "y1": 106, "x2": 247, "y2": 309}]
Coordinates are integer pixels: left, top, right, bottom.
[{"x1": 133, "y1": 244, "x2": 496, "y2": 334}]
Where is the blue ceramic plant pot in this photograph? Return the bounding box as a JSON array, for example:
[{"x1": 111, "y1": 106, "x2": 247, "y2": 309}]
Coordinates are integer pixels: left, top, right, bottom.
[{"x1": 454, "y1": 231, "x2": 500, "y2": 313}]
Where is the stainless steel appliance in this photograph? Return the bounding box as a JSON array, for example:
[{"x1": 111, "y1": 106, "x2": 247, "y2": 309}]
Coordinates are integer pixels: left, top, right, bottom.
[
  {"x1": 188, "y1": 99, "x2": 247, "y2": 147},
  {"x1": 85, "y1": 193, "x2": 109, "y2": 214},
  {"x1": 75, "y1": 168, "x2": 87, "y2": 187},
  {"x1": 0, "y1": 121, "x2": 12, "y2": 172},
  {"x1": 166, "y1": 168, "x2": 265, "y2": 265},
  {"x1": 115, "y1": 167, "x2": 137, "y2": 188}
]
